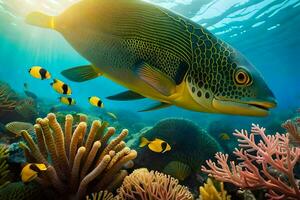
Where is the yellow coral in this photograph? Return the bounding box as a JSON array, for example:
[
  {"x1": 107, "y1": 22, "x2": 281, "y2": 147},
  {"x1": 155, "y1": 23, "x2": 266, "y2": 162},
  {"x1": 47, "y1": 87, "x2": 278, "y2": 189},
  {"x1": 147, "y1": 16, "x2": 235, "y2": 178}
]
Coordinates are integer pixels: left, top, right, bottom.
[
  {"x1": 117, "y1": 168, "x2": 194, "y2": 200},
  {"x1": 20, "y1": 113, "x2": 137, "y2": 200},
  {"x1": 199, "y1": 178, "x2": 231, "y2": 200},
  {"x1": 86, "y1": 190, "x2": 115, "y2": 200}
]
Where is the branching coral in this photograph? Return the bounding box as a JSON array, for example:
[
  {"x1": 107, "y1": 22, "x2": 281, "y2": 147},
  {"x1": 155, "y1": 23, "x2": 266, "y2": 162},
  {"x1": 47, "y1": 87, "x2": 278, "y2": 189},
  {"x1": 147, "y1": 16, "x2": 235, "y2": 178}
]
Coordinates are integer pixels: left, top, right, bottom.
[
  {"x1": 202, "y1": 123, "x2": 300, "y2": 200},
  {"x1": 199, "y1": 178, "x2": 231, "y2": 200},
  {"x1": 116, "y1": 168, "x2": 194, "y2": 200},
  {"x1": 20, "y1": 113, "x2": 137, "y2": 200},
  {"x1": 0, "y1": 145, "x2": 10, "y2": 189}
]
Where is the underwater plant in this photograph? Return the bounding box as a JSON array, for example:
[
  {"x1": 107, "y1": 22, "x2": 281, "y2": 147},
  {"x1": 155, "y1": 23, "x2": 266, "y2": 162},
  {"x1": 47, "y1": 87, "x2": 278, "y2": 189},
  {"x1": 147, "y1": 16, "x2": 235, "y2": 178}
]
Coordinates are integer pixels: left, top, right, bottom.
[
  {"x1": 0, "y1": 144, "x2": 10, "y2": 189},
  {"x1": 0, "y1": 182, "x2": 45, "y2": 200},
  {"x1": 202, "y1": 122, "x2": 300, "y2": 200},
  {"x1": 14, "y1": 98, "x2": 38, "y2": 122},
  {"x1": 199, "y1": 178, "x2": 231, "y2": 200},
  {"x1": 0, "y1": 81, "x2": 18, "y2": 117},
  {"x1": 19, "y1": 113, "x2": 137, "y2": 200},
  {"x1": 116, "y1": 168, "x2": 194, "y2": 200}
]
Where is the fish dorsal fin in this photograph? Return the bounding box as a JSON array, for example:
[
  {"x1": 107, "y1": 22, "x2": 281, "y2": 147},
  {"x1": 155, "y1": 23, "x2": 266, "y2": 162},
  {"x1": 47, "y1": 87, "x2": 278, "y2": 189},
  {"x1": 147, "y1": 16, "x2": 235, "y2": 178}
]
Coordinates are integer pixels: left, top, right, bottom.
[
  {"x1": 26, "y1": 12, "x2": 55, "y2": 29},
  {"x1": 139, "y1": 102, "x2": 172, "y2": 112},
  {"x1": 107, "y1": 90, "x2": 145, "y2": 101},
  {"x1": 61, "y1": 65, "x2": 103, "y2": 82},
  {"x1": 134, "y1": 62, "x2": 176, "y2": 96}
]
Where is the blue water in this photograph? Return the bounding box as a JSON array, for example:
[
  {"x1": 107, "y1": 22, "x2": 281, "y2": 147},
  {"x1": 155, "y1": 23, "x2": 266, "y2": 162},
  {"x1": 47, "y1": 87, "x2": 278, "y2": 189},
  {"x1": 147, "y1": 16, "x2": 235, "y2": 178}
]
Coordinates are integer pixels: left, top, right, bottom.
[{"x1": 0, "y1": 0, "x2": 299, "y2": 128}]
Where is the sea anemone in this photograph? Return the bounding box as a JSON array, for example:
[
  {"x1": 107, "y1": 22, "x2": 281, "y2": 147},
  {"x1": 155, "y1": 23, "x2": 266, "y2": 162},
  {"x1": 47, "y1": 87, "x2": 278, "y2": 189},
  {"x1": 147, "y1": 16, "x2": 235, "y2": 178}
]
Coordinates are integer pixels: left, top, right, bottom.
[{"x1": 116, "y1": 168, "x2": 194, "y2": 200}]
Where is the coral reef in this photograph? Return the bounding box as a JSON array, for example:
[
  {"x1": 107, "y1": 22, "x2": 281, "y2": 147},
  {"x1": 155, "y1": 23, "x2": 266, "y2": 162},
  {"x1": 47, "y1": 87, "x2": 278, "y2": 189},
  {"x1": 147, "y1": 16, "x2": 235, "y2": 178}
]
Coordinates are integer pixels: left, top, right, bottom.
[
  {"x1": 202, "y1": 122, "x2": 300, "y2": 200},
  {"x1": 20, "y1": 113, "x2": 137, "y2": 200},
  {"x1": 116, "y1": 168, "x2": 194, "y2": 200},
  {"x1": 0, "y1": 81, "x2": 18, "y2": 118},
  {"x1": 0, "y1": 144, "x2": 10, "y2": 189},
  {"x1": 0, "y1": 182, "x2": 45, "y2": 200},
  {"x1": 14, "y1": 98, "x2": 38, "y2": 122},
  {"x1": 86, "y1": 191, "x2": 115, "y2": 200},
  {"x1": 0, "y1": 81, "x2": 38, "y2": 124},
  {"x1": 199, "y1": 178, "x2": 231, "y2": 200},
  {"x1": 132, "y1": 118, "x2": 222, "y2": 184}
]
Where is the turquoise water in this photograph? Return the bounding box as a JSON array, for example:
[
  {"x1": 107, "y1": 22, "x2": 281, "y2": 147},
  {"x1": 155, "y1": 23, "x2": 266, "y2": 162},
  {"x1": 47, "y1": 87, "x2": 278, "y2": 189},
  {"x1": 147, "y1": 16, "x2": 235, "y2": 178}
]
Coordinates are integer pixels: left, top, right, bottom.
[
  {"x1": 0, "y1": 0, "x2": 299, "y2": 127},
  {"x1": 0, "y1": 0, "x2": 299, "y2": 199}
]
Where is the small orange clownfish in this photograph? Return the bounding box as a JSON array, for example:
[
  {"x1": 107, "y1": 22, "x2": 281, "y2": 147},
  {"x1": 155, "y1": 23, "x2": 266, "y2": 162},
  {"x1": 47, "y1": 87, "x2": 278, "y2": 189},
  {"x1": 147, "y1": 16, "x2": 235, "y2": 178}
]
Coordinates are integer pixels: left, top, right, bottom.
[{"x1": 28, "y1": 66, "x2": 51, "y2": 80}]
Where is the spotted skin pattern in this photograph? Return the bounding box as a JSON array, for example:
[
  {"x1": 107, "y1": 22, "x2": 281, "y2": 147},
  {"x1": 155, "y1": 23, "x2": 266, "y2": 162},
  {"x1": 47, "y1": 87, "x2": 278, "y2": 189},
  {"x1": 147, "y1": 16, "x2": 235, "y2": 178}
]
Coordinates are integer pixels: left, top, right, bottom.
[
  {"x1": 118, "y1": 6, "x2": 254, "y2": 107},
  {"x1": 159, "y1": 10, "x2": 255, "y2": 104}
]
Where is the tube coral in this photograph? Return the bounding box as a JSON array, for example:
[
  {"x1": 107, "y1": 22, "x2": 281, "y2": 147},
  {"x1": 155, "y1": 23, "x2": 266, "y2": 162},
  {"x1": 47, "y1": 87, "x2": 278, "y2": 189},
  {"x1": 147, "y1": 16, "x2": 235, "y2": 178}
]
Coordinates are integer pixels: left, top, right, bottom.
[
  {"x1": 20, "y1": 113, "x2": 137, "y2": 200},
  {"x1": 202, "y1": 123, "x2": 300, "y2": 200},
  {"x1": 116, "y1": 168, "x2": 194, "y2": 200}
]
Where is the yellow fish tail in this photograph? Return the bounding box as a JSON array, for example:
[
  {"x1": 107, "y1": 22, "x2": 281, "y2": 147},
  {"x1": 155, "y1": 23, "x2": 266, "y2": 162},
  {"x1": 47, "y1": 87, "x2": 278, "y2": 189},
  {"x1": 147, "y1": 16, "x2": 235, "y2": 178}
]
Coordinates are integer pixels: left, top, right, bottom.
[
  {"x1": 26, "y1": 12, "x2": 55, "y2": 29},
  {"x1": 139, "y1": 137, "x2": 150, "y2": 148}
]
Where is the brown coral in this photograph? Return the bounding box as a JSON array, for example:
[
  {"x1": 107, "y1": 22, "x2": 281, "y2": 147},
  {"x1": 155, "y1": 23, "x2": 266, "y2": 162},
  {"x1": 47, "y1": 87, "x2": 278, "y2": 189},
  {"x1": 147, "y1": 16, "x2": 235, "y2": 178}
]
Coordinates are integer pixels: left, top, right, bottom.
[
  {"x1": 20, "y1": 113, "x2": 137, "y2": 200},
  {"x1": 0, "y1": 81, "x2": 17, "y2": 117},
  {"x1": 0, "y1": 144, "x2": 10, "y2": 189},
  {"x1": 116, "y1": 168, "x2": 194, "y2": 200}
]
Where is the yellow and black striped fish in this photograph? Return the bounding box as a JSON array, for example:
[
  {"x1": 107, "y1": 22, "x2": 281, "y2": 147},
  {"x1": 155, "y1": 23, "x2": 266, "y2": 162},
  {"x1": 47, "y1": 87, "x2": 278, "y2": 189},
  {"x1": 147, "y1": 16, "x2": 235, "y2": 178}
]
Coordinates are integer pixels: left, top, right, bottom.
[
  {"x1": 88, "y1": 96, "x2": 104, "y2": 108},
  {"x1": 28, "y1": 66, "x2": 51, "y2": 80},
  {"x1": 51, "y1": 79, "x2": 72, "y2": 95},
  {"x1": 21, "y1": 163, "x2": 47, "y2": 183},
  {"x1": 59, "y1": 97, "x2": 76, "y2": 105}
]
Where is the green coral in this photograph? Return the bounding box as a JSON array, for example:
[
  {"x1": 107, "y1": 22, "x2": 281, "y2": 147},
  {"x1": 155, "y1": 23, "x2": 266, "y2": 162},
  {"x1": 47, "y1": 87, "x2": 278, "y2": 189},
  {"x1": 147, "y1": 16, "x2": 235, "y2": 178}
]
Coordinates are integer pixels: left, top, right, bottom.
[
  {"x1": 0, "y1": 144, "x2": 10, "y2": 189},
  {"x1": 0, "y1": 182, "x2": 44, "y2": 200}
]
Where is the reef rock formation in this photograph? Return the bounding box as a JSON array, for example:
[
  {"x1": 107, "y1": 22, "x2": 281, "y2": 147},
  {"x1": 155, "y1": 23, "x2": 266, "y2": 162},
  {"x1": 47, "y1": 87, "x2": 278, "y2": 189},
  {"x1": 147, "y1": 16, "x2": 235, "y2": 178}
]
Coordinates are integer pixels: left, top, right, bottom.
[
  {"x1": 20, "y1": 113, "x2": 137, "y2": 200},
  {"x1": 132, "y1": 118, "x2": 222, "y2": 184},
  {"x1": 116, "y1": 168, "x2": 194, "y2": 200}
]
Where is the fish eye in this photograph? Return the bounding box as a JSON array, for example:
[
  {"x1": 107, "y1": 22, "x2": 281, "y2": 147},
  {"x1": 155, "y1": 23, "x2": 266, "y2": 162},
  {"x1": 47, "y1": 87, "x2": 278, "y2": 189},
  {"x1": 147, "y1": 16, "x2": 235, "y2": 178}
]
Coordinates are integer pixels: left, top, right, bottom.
[{"x1": 234, "y1": 68, "x2": 252, "y2": 86}]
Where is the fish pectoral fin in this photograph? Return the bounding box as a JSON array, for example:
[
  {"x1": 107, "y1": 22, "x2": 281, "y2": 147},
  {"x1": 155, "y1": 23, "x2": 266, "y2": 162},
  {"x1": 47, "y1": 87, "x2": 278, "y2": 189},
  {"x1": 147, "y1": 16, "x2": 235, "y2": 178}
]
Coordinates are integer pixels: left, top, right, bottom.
[
  {"x1": 107, "y1": 90, "x2": 146, "y2": 101},
  {"x1": 134, "y1": 61, "x2": 176, "y2": 96},
  {"x1": 61, "y1": 65, "x2": 103, "y2": 82},
  {"x1": 139, "y1": 102, "x2": 172, "y2": 112}
]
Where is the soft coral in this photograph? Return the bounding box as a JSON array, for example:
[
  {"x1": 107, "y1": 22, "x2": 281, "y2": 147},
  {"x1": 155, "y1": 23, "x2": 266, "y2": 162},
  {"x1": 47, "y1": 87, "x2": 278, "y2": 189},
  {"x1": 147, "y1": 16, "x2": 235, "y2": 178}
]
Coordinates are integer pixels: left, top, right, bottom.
[{"x1": 202, "y1": 122, "x2": 300, "y2": 200}]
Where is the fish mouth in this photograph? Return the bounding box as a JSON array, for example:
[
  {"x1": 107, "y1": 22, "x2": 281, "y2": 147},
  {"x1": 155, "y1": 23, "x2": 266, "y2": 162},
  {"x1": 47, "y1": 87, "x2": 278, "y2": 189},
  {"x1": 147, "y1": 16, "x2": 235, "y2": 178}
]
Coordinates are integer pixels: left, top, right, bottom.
[{"x1": 212, "y1": 97, "x2": 277, "y2": 117}]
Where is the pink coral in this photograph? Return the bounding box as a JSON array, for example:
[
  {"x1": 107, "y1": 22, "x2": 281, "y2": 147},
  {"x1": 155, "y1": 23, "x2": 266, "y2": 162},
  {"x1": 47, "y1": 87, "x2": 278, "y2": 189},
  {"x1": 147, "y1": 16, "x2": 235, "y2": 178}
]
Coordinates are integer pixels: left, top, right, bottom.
[{"x1": 202, "y1": 123, "x2": 300, "y2": 200}]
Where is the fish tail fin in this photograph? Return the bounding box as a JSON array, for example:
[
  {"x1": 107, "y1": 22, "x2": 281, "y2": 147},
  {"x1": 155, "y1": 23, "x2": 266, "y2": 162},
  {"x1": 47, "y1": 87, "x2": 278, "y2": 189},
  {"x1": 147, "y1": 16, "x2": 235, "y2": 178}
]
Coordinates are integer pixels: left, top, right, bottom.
[
  {"x1": 61, "y1": 65, "x2": 103, "y2": 82},
  {"x1": 25, "y1": 12, "x2": 56, "y2": 29},
  {"x1": 139, "y1": 137, "x2": 149, "y2": 148}
]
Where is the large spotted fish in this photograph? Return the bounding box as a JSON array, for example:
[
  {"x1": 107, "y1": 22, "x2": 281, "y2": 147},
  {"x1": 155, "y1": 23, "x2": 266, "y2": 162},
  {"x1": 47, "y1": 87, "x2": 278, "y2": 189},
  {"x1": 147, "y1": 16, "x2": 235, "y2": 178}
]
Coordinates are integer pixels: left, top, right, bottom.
[{"x1": 26, "y1": 0, "x2": 276, "y2": 116}]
